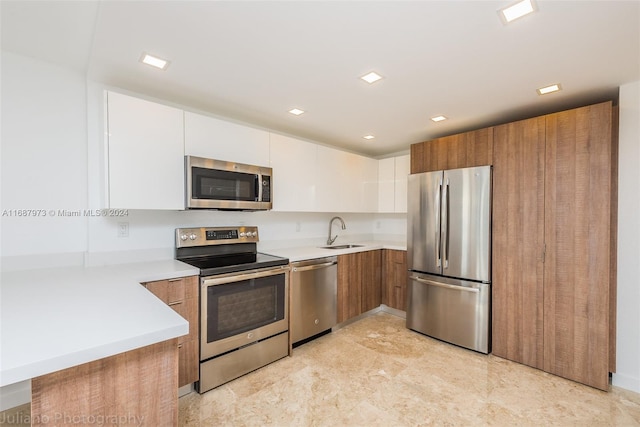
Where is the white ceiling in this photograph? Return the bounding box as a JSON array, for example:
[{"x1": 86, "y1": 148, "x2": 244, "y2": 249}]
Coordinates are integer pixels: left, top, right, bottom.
[{"x1": 2, "y1": 1, "x2": 639, "y2": 157}]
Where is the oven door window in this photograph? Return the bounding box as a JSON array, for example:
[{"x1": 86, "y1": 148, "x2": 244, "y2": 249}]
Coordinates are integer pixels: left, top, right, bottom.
[
  {"x1": 206, "y1": 273, "x2": 285, "y2": 343},
  {"x1": 192, "y1": 167, "x2": 258, "y2": 201}
]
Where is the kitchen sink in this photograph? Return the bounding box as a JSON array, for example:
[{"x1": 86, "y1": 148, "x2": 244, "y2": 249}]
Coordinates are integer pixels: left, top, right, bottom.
[{"x1": 319, "y1": 244, "x2": 364, "y2": 250}]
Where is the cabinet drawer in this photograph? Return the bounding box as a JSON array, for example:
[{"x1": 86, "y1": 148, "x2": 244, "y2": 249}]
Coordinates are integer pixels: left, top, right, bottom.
[{"x1": 167, "y1": 278, "x2": 185, "y2": 305}]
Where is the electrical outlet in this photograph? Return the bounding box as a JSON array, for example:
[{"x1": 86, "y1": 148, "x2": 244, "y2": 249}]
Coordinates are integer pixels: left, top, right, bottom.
[{"x1": 118, "y1": 222, "x2": 129, "y2": 238}]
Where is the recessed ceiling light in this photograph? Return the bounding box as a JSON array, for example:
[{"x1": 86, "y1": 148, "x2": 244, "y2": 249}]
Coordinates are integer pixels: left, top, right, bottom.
[
  {"x1": 289, "y1": 108, "x2": 305, "y2": 116},
  {"x1": 499, "y1": 0, "x2": 537, "y2": 24},
  {"x1": 360, "y1": 72, "x2": 383, "y2": 84},
  {"x1": 431, "y1": 115, "x2": 447, "y2": 122},
  {"x1": 140, "y1": 53, "x2": 170, "y2": 70},
  {"x1": 537, "y1": 83, "x2": 562, "y2": 95},
  {"x1": 363, "y1": 135, "x2": 375, "y2": 140}
]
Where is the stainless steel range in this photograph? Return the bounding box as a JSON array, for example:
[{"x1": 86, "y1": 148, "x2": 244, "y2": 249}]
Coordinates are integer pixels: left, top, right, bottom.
[{"x1": 175, "y1": 226, "x2": 290, "y2": 393}]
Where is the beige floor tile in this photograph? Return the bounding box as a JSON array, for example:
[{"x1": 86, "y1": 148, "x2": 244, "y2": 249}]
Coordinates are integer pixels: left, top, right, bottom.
[{"x1": 180, "y1": 312, "x2": 640, "y2": 427}]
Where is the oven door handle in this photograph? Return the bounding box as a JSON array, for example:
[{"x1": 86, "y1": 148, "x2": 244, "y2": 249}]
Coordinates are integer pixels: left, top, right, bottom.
[{"x1": 202, "y1": 266, "x2": 290, "y2": 287}]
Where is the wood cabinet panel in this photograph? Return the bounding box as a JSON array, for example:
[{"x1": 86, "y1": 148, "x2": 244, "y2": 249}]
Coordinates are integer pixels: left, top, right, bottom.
[
  {"x1": 410, "y1": 142, "x2": 424, "y2": 174},
  {"x1": 361, "y1": 250, "x2": 382, "y2": 313},
  {"x1": 491, "y1": 101, "x2": 615, "y2": 391},
  {"x1": 492, "y1": 117, "x2": 546, "y2": 369},
  {"x1": 337, "y1": 253, "x2": 362, "y2": 323},
  {"x1": 410, "y1": 127, "x2": 493, "y2": 174},
  {"x1": 143, "y1": 276, "x2": 199, "y2": 387},
  {"x1": 32, "y1": 340, "x2": 178, "y2": 426},
  {"x1": 543, "y1": 102, "x2": 613, "y2": 391},
  {"x1": 337, "y1": 251, "x2": 382, "y2": 323},
  {"x1": 381, "y1": 250, "x2": 408, "y2": 311},
  {"x1": 178, "y1": 339, "x2": 199, "y2": 386}
]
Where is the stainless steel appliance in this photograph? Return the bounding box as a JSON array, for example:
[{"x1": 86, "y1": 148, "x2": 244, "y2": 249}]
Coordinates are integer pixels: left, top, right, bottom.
[
  {"x1": 175, "y1": 226, "x2": 289, "y2": 393},
  {"x1": 290, "y1": 257, "x2": 338, "y2": 345},
  {"x1": 407, "y1": 165, "x2": 492, "y2": 354},
  {"x1": 185, "y1": 156, "x2": 272, "y2": 210}
]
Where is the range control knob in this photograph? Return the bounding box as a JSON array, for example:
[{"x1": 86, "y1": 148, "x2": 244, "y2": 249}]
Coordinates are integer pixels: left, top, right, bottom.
[
  {"x1": 239, "y1": 232, "x2": 246, "y2": 238},
  {"x1": 252, "y1": 231, "x2": 258, "y2": 237},
  {"x1": 180, "y1": 234, "x2": 188, "y2": 241},
  {"x1": 189, "y1": 233, "x2": 197, "y2": 240}
]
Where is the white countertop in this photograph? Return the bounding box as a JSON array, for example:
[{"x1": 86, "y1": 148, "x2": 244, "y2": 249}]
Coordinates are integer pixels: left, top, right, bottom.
[
  {"x1": 265, "y1": 240, "x2": 407, "y2": 262},
  {"x1": 0, "y1": 241, "x2": 406, "y2": 388},
  {"x1": 0, "y1": 260, "x2": 199, "y2": 387}
]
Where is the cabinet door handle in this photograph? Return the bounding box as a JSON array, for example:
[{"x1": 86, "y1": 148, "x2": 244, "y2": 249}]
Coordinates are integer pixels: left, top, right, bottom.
[
  {"x1": 168, "y1": 278, "x2": 183, "y2": 282},
  {"x1": 168, "y1": 301, "x2": 183, "y2": 306}
]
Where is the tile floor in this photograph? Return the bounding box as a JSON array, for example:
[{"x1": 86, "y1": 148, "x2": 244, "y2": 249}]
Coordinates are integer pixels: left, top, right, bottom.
[{"x1": 179, "y1": 312, "x2": 640, "y2": 426}]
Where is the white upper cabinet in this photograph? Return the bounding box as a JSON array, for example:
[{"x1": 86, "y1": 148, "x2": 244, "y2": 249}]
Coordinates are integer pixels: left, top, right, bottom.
[
  {"x1": 316, "y1": 146, "x2": 378, "y2": 213},
  {"x1": 184, "y1": 111, "x2": 270, "y2": 167},
  {"x1": 105, "y1": 91, "x2": 184, "y2": 210},
  {"x1": 394, "y1": 154, "x2": 410, "y2": 213},
  {"x1": 378, "y1": 157, "x2": 395, "y2": 213},
  {"x1": 269, "y1": 134, "x2": 317, "y2": 212},
  {"x1": 377, "y1": 154, "x2": 410, "y2": 213}
]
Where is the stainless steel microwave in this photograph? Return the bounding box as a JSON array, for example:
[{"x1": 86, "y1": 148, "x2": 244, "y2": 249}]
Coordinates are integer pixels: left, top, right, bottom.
[{"x1": 185, "y1": 156, "x2": 272, "y2": 210}]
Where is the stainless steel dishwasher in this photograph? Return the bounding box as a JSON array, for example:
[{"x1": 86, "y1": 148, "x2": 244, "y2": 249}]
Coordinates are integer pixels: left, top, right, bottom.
[{"x1": 290, "y1": 256, "x2": 338, "y2": 345}]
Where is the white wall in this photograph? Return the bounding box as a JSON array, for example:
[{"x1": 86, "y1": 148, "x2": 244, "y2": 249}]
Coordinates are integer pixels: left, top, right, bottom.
[
  {"x1": 613, "y1": 80, "x2": 640, "y2": 394},
  {"x1": 0, "y1": 51, "x2": 88, "y2": 260}
]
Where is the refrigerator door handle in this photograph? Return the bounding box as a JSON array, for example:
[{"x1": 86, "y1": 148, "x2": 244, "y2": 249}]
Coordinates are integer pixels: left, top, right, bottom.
[
  {"x1": 435, "y1": 179, "x2": 442, "y2": 267},
  {"x1": 442, "y1": 178, "x2": 449, "y2": 269},
  {"x1": 409, "y1": 276, "x2": 480, "y2": 293}
]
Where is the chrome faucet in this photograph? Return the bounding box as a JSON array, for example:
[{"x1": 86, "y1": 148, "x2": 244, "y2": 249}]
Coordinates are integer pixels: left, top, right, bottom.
[{"x1": 327, "y1": 216, "x2": 346, "y2": 245}]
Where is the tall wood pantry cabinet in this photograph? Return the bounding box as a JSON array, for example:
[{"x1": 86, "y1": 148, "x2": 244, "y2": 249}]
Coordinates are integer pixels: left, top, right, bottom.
[{"x1": 492, "y1": 101, "x2": 617, "y2": 391}]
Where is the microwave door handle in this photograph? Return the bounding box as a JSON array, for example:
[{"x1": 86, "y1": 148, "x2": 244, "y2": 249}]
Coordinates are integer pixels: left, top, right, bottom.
[{"x1": 257, "y1": 174, "x2": 263, "y2": 202}]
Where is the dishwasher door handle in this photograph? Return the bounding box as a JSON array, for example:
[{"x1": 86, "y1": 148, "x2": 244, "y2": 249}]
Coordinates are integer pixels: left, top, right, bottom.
[{"x1": 292, "y1": 261, "x2": 337, "y2": 272}]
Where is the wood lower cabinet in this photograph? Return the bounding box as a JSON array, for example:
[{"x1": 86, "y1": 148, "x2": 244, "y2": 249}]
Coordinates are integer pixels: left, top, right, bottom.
[
  {"x1": 381, "y1": 250, "x2": 408, "y2": 311},
  {"x1": 143, "y1": 276, "x2": 199, "y2": 387},
  {"x1": 337, "y1": 250, "x2": 382, "y2": 323},
  {"x1": 411, "y1": 127, "x2": 493, "y2": 173},
  {"x1": 32, "y1": 339, "x2": 179, "y2": 426},
  {"x1": 492, "y1": 101, "x2": 616, "y2": 391}
]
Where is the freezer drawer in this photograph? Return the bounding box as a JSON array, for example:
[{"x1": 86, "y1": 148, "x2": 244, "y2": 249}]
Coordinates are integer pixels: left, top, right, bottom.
[
  {"x1": 290, "y1": 257, "x2": 337, "y2": 344},
  {"x1": 406, "y1": 273, "x2": 490, "y2": 354}
]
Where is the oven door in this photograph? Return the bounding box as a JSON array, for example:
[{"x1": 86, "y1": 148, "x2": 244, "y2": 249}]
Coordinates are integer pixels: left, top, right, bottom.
[{"x1": 200, "y1": 266, "x2": 289, "y2": 361}]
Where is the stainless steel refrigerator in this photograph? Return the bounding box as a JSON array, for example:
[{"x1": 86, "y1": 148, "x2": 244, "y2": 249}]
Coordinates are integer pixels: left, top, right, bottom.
[{"x1": 407, "y1": 165, "x2": 491, "y2": 354}]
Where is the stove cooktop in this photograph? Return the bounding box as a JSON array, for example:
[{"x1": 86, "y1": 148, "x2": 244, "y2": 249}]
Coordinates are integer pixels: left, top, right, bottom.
[{"x1": 179, "y1": 252, "x2": 289, "y2": 277}]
